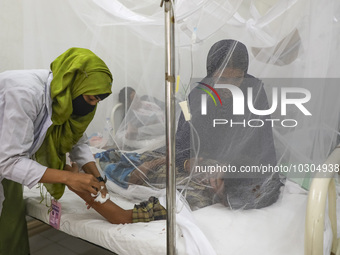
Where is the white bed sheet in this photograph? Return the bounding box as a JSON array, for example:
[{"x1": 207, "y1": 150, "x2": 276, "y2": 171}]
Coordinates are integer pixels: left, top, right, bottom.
[{"x1": 23, "y1": 180, "x2": 338, "y2": 255}]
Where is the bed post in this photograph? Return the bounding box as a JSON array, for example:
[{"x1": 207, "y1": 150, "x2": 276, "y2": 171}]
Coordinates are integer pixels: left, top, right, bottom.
[
  {"x1": 304, "y1": 147, "x2": 340, "y2": 255},
  {"x1": 162, "y1": 0, "x2": 177, "y2": 254}
]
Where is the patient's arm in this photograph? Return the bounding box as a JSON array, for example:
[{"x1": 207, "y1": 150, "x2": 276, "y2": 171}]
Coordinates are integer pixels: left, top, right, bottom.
[
  {"x1": 64, "y1": 163, "x2": 133, "y2": 224},
  {"x1": 64, "y1": 163, "x2": 166, "y2": 224},
  {"x1": 70, "y1": 188, "x2": 167, "y2": 224},
  {"x1": 70, "y1": 188, "x2": 133, "y2": 224}
]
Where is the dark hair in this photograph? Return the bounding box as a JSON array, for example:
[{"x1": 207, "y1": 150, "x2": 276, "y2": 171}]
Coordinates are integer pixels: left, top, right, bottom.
[
  {"x1": 206, "y1": 39, "x2": 249, "y2": 77},
  {"x1": 118, "y1": 87, "x2": 135, "y2": 106}
]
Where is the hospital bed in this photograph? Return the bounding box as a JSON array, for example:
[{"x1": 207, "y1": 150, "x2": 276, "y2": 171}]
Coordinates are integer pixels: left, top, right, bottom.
[{"x1": 24, "y1": 147, "x2": 340, "y2": 255}]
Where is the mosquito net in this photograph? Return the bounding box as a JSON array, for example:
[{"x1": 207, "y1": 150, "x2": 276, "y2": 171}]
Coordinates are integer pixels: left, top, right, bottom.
[{"x1": 1, "y1": 0, "x2": 340, "y2": 253}]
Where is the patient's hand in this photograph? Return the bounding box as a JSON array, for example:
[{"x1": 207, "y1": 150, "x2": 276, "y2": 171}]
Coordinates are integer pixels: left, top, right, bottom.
[
  {"x1": 97, "y1": 183, "x2": 109, "y2": 201},
  {"x1": 143, "y1": 157, "x2": 166, "y2": 169},
  {"x1": 184, "y1": 158, "x2": 225, "y2": 194},
  {"x1": 129, "y1": 157, "x2": 166, "y2": 185},
  {"x1": 210, "y1": 177, "x2": 224, "y2": 195}
]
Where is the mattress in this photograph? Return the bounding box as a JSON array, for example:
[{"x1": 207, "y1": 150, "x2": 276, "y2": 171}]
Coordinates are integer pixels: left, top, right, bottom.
[{"x1": 23, "y1": 180, "x2": 337, "y2": 255}]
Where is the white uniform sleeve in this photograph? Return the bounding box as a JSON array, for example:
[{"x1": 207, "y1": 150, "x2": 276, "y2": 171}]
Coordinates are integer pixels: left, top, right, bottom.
[
  {"x1": 69, "y1": 134, "x2": 95, "y2": 169},
  {"x1": 0, "y1": 87, "x2": 47, "y2": 188}
]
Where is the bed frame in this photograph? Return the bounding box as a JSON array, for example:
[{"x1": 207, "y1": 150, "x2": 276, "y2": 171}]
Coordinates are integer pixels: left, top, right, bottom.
[
  {"x1": 110, "y1": 102, "x2": 123, "y2": 135},
  {"x1": 305, "y1": 147, "x2": 340, "y2": 255}
]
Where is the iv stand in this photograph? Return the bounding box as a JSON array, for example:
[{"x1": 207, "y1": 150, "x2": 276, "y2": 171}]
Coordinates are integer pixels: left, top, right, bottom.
[{"x1": 161, "y1": 0, "x2": 176, "y2": 254}]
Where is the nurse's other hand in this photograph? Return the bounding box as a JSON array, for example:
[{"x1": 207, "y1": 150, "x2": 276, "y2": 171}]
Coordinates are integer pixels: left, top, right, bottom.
[
  {"x1": 65, "y1": 172, "x2": 101, "y2": 197},
  {"x1": 64, "y1": 162, "x2": 79, "y2": 173},
  {"x1": 65, "y1": 163, "x2": 108, "y2": 202}
]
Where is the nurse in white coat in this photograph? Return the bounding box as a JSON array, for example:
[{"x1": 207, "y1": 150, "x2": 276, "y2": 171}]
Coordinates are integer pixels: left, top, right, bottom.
[{"x1": 0, "y1": 48, "x2": 112, "y2": 255}]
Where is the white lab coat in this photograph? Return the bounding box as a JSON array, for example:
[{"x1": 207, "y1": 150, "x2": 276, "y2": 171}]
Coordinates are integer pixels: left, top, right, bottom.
[{"x1": 0, "y1": 69, "x2": 94, "y2": 214}]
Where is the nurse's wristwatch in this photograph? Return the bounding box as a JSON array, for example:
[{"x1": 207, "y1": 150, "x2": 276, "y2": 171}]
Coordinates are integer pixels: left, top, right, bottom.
[{"x1": 96, "y1": 176, "x2": 107, "y2": 183}]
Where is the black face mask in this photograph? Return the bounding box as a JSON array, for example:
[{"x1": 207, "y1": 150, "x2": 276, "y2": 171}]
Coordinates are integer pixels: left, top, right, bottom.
[{"x1": 72, "y1": 95, "x2": 96, "y2": 116}]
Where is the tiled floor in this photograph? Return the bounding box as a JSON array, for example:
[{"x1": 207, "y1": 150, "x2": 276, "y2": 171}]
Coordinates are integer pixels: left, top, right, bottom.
[{"x1": 28, "y1": 220, "x2": 116, "y2": 255}]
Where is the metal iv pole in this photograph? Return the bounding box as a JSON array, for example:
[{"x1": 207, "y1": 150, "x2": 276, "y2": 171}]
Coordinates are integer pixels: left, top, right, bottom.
[{"x1": 161, "y1": 0, "x2": 176, "y2": 254}]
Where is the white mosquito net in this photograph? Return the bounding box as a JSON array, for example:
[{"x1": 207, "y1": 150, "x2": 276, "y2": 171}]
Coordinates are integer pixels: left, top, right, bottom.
[{"x1": 1, "y1": 0, "x2": 340, "y2": 251}]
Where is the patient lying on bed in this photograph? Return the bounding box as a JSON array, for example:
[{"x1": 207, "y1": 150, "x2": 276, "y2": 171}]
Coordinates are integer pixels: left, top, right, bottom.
[
  {"x1": 96, "y1": 149, "x2": 284, "y2": 211},
  {"x1": 70, "y1": 149, "x2": 282, "y2": 225}
]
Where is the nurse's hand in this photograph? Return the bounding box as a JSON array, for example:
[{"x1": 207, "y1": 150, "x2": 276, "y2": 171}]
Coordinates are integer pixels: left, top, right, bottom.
[
  {"x1": 64, "y1": 162, "x2": 79, "y2": 173},
  {"x1": 81, "y1": 162, "x2": 109, "y2": 200},
  {"x1": 63, "y1": 164, "x2": 101, "y2": 197}
]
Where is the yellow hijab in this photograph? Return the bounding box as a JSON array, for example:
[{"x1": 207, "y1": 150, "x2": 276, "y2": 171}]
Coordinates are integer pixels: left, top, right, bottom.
[{"x1": 35, "y1": 48, "x2": 112, "y2": 199}]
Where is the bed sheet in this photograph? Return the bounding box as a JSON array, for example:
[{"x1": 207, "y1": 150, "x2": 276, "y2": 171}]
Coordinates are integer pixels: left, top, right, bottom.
[
  {"x1": 24, "y1": 185, "x2": 187, "y2": 254},
  {"x1": 23, "y1": 180, "x2": 337, "y2": 255}
]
